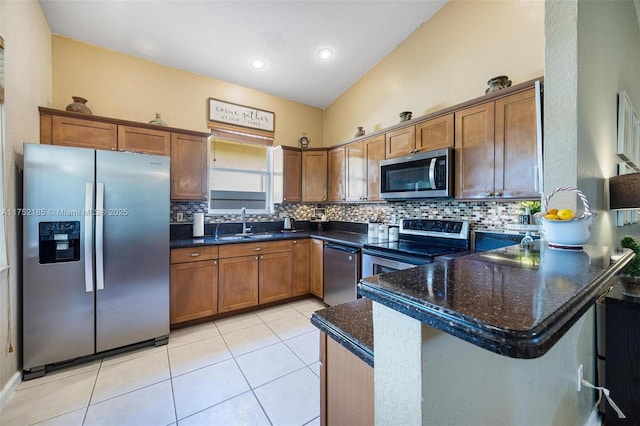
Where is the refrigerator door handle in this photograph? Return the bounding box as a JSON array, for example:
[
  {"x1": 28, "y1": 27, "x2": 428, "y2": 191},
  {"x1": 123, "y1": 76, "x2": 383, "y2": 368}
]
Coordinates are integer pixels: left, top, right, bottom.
[
  {"x1": 95, "y1": 182, "x2": 105, "y2": 291},
  {"x1": 84, "y1": 183, "x2": 94, "y2": 293}
]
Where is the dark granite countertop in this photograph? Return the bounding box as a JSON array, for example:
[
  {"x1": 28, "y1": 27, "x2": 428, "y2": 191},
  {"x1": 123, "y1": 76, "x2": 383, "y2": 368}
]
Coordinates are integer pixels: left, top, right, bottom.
[
  {"x1": 311, "y1": 298, "x2": 374, "y2": 367},
  {"x1": 359, "y1": 241, "x2": 634, "y2": 359},
  {"x1": 170, "y1": 230, "x2": 370, "y2": 249}
]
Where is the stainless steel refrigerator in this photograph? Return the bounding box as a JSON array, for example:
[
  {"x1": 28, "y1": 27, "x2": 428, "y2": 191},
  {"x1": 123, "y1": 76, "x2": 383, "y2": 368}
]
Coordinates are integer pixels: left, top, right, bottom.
[{"x1": 22, "y1": 143, "x2": 170, "y2": 379}]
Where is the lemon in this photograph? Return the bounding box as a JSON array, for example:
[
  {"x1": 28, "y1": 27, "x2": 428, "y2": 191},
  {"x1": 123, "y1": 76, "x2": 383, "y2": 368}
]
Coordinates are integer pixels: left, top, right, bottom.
[
  {"x1": 547, "y1": 208, "x2": 559, "y2": 215},
  {"x1": 544, "y1": 213, "x2": 559, "y2": 220},
  {"x1": 557, "y1": 208, "x2": 576, "y2": 220}
]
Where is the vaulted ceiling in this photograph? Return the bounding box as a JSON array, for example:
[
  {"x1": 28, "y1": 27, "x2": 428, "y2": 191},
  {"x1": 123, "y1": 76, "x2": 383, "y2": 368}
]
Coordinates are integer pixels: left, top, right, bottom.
[{"x1": 40, "y1": 0, "x2": 448, "y2": 109}]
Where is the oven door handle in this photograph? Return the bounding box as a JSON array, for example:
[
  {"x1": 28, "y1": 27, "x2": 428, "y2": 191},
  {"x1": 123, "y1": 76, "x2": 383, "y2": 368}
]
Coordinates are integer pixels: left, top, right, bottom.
[
  {"x1": 362, "y1": 249, "x2": 429, "y2": 265},
  {"x1": 428, "y1": 158, "x2": 437, "y2": 189}
]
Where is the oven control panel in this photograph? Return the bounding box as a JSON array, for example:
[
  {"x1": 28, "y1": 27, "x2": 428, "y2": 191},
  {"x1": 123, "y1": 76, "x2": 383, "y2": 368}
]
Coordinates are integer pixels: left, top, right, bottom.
[{"x1": 400, "y1": 219, "x2": 469, "y2": 240}]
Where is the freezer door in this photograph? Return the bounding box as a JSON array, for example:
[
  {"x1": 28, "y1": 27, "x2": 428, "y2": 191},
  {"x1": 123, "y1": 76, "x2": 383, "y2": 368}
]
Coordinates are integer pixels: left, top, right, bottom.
[
  {"x1": 23, "y1": 143, "x2": 96, "y2": 370},
  {"x1": 95, "y1": 150, "x2": 170, "y2": 352}
]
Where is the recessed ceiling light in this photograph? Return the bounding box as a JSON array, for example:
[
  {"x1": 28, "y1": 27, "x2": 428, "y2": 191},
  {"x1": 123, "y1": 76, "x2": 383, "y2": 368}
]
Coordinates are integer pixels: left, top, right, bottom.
[
  {"x1": 250, "y1": 58, "x2": 266, "y2": 70},
  {"x1": 317, "y1": 48, "x2": 334, "y2": 60}
]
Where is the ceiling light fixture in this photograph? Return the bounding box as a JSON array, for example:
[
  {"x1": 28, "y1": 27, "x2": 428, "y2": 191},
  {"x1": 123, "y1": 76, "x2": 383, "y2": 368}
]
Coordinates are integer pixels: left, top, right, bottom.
[
  {"x1": 249, "y1": 58, "x2": 266, "y2": 70},
  {"x1": 317, "y1": 48, "x2": 334, "y2": 60}
]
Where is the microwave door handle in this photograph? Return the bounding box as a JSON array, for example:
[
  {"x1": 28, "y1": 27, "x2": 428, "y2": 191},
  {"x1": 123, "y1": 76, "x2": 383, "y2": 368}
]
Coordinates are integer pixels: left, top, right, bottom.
[{"x1": 428, "y1": 158, "x2": 437, "y2": 189}]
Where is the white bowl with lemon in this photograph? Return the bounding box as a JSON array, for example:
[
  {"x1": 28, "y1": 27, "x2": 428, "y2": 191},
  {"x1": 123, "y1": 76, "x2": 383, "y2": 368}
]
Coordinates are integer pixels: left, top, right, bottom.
[{"x1": 538, "y1": 187, "x2": 596, "y2": 248}]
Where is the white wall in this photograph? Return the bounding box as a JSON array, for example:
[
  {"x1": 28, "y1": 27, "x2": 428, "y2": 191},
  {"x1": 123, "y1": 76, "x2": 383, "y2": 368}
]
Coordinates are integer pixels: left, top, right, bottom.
[
  {"x1": 0, "y1": 0, "x2": 52, "y2": 401},
  {"x1": 575, "y1": 0, "x2": 640, "y2": 248},
  {"x1": 323, "y1": 0, "x2": 544, "y2": 147},
  {"x1": 373, "y1": 302, "x2": 596, "y2": 425}
]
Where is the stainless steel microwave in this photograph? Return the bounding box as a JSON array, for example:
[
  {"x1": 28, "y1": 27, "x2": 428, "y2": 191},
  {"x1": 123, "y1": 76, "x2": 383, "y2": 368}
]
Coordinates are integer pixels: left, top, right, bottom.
[{"x1": 380, "y1": 148, "x2": 453, "y2": 200}]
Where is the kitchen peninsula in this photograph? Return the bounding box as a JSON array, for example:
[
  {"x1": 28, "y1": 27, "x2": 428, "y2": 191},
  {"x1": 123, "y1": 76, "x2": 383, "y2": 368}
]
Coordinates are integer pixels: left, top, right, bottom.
[{"x1": 314, "y1": 242, "x2": 634, "y2": 425}]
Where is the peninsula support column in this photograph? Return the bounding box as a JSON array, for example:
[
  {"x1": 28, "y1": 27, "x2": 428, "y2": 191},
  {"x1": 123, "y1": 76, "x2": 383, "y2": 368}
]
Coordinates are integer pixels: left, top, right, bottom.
[{"x1": 372, "y1": 302, "x2": 425, "y2": 425}]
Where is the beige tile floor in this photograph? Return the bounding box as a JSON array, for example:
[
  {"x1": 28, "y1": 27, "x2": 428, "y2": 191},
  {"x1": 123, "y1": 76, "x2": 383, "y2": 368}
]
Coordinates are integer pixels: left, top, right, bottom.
[{"x1": 0, "y1": 297, "x2": 326, "y2": 426}]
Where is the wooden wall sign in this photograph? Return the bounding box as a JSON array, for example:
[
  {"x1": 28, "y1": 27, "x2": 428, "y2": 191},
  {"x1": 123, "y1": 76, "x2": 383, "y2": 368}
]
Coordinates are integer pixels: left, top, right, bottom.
[{"x1": 208, "y1": 98, "x2": 275, "y2": 133}]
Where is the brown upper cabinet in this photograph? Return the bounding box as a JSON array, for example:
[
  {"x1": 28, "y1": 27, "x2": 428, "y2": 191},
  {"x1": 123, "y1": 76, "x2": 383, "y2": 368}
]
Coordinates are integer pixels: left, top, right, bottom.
[
  {"x1": 273, "y1": 146, "x2": 302, "y2": 203},
  {"x1": 385, "y1": 125, "x2": 416, "y2": 159},
  {"x1": 415, "y1": 114, "x2": 454, "y2": 152},
  {"x1": 118, "y1": 125, "x2": 170, "y2": 156},
  {"x1": 455, "y1": 87, "x2": 539, "y2": 200},
  {"x1": 341, "y1": 135, "x2": 385, "y2": 202},
  {"x1": 363, "y1": 135, "x2": 386, "y2": 202},
  {"x1": 39, "y1": 107, "x2": 210, "y2": 201},
  {"x1": 302, "y1": 150, "x2": 328, "y2": 202},
  {"x1": 328, "y1": 146, "x2": 346, "y2": 202},
  {"x1": 385, "y1": 114, "x2": 454, "y2": 160},
  {"x1": 345, "y1": 141, "x2": 364, "y2": 201},
  {"x1": 45, "y1": 114, "x2": 118, "y2": 151},
  {"x1": 171, "y1": 133, "x2": 208, "y2": 201}
]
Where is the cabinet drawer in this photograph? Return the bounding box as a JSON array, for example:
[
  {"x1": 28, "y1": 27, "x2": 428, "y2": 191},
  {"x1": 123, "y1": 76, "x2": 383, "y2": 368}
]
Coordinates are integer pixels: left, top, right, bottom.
[
  {"x1": 219, "y1": 240, "x2": 293, "y2": 258},
  {"x1": 171, "y1": 246, "x2": 219, "y2": 263}
]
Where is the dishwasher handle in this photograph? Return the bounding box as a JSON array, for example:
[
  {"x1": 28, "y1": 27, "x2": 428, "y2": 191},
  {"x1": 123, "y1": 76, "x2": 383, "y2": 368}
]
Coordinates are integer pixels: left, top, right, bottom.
[{"x1": 324, "y1": 243, "x2": 359, "y2": 254}]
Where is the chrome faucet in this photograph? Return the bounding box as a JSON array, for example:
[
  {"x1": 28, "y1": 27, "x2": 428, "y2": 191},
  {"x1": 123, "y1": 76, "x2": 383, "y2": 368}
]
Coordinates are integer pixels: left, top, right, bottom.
[{"x1": 241, "y1": 207, "x2": 251, "y2": 234}]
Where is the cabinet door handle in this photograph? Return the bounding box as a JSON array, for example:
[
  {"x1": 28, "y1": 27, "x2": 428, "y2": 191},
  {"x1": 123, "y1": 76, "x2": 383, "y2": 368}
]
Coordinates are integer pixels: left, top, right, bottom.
[
  {"x1": 188, "y1": 252, "x2": 202, "y2": 257},
  {"x1": 255, "y1": 256, "x2": 259, "y2": 260},
  {"x1": 260, "y1": 255, "x2": 264, "y2": 259},
  {"x1": 486, "y1": 192, "x2": 493, "y2": 196},
  {"x1": 495, "y1": 191, "x2": 503, "y2": 196},
  {"x1": 253, "y1": 247, "x2": 262, "y2": 251},
  {"x1": 283, "y1": 198, "x2": 287, "y2": 201},
  {"x1": 214, "y1": 260, "x2": 217, "y2": 265},
  {"x1": 293, "y1": 240, "x2": 297, "y2": 244}
]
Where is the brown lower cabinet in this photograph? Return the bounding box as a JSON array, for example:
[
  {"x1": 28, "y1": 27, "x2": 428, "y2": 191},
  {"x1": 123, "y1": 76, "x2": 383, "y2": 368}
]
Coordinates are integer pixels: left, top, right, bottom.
[
  {"x1": 169, "y1": 246, "x2": 219, "y2": 325},
  {"x1": 218, "y1": 255, "x2": 260, "y2": 313},
  {"x1": 320, "y1": 332, "x2": 374, "y2": 426},
  {"x1": 258, "y1": 251, "x2": 293, "y2": 304},
  {"x1": 218, "y1": 240, "x2": 294, "y2": 313},
  {"x1": 170, "y1": 239, "x2": 313, "y2": 324},
  {"x1": 310, "y1": 238, "x2": 324, "y2": 298},
  {"x1": 292, "y1": 239, "x2": 311, "y2": 296}
]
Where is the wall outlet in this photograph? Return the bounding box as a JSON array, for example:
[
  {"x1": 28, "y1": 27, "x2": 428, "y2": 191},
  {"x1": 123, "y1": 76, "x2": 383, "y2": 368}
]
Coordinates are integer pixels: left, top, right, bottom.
[
  {"x1": 577, "y1": 364, "x2": 583, "y2": 391},
  {"x1": 176, "y1": 212, "x2": 184, "y2": 222}
]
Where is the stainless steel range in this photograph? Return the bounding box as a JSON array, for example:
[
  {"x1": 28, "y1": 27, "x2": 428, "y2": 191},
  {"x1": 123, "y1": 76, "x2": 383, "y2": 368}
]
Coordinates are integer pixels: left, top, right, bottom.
[{"x1": 362, "y1": 219, "x2": 470, "y2": 277}]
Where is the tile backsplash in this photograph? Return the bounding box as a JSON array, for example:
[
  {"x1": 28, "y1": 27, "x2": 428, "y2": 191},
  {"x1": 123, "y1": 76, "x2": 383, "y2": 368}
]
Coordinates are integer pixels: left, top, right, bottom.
[{"x1": 171, "y1": 199, "x2": 532, "y2": 233}]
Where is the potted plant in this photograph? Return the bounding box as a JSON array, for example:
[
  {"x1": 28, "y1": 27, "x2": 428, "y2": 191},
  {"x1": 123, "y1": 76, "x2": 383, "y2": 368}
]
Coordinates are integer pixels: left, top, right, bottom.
[
  {"x1": 619, "y1": 235, "x2": 640, "y2": 297},
  {"x1": 517, "y1": 200, "x2": 541, "y2": 224},
  {"x1": 519, "y1": 200, "x2": 542, "y2": 215}
]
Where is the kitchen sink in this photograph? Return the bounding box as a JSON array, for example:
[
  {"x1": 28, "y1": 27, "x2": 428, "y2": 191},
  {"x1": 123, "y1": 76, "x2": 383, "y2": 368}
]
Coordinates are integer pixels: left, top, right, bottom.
[
  {"x1": 215, "y1": 235, "x2": 251, "y2": 241},
  {"x1": 214, "y1": 232, "x2": 281, "y2": 241},
  {"x1": 247, "y1": 233, "x2": 281, "y2": 239}
]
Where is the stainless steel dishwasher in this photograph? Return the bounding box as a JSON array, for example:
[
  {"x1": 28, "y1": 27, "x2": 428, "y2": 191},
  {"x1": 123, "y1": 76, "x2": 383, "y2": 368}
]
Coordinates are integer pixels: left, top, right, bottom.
[{"x1": 323, "y1": 243, "x2": 361, "y2": 306}]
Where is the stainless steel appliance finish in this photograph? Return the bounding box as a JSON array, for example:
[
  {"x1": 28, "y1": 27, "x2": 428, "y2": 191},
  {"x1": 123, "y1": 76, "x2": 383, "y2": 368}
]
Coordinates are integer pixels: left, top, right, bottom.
[
  {"x1": 23, "y1": 143, "x2": 170, "y2": 377},
  {"x1": 283, "y1": 217, "x2": 295, "y2": 230},
  {"x1": 323, "y1": 243, "x2": 360, "y2": 306},
  {"x1": 362, "y1": 219, "x2": 469, "y2": 278},
  {"x1": 380, "y1": 148, "x2": 453, "y2": 200},
  {"x1": 362, "y1": 250, "x2": 428, "y2": 278}
]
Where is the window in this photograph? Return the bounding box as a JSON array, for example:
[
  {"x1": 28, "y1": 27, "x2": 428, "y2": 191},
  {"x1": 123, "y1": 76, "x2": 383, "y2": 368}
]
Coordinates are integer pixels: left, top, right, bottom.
[{"x1": 208, "y1": 138, "x2": 273, "y2": 213}]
